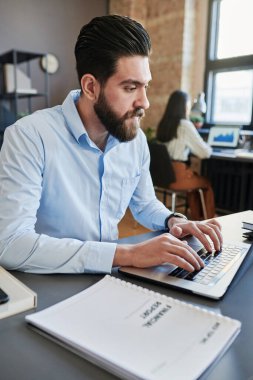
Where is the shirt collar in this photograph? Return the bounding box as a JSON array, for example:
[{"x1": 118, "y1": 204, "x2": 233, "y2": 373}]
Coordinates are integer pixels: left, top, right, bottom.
[
  {"x1": 61, "y1": 90, "x2": 87, "y2": 143},
  {"x1": 61, "y1": 90, "x2": 120, "y2": 151}
]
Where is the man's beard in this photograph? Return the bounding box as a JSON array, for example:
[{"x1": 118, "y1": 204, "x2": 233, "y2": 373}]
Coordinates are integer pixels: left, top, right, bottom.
[{"x1": 94, "y1": 90, "x2": 145, "y2": 142}]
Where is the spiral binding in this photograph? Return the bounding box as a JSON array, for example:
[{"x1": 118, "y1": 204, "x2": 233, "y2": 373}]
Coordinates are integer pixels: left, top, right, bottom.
[{"x1": 105, "y1": 275, "x2": 235, "y2": 324}]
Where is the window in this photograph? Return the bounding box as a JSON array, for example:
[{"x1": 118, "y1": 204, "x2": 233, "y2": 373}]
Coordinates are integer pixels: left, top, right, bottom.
[{"x1": 205, "y1": 0, "x2": 253, "y2": 127}]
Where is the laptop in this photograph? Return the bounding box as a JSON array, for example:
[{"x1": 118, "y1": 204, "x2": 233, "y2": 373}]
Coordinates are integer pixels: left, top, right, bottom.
[
  {"x1": 119, "y1": 235, "x2": 252, "y2": 300},
  {"x1": 207, "y1": 126, "x2": 240, "y2": 153}
]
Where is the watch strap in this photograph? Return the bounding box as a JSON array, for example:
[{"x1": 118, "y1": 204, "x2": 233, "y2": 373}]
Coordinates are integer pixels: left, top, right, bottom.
[{"x1": 164, "y1": 212, "x2": 187, "y2": 229}]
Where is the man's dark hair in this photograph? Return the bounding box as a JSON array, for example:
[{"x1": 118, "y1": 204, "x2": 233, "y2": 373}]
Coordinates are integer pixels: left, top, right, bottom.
[
  {"x1": 156, "y1": 90, "x2": 189, "y2": 142},
  {"x1": 75, "y1": 15, "x2": 151, "y2": 85}
]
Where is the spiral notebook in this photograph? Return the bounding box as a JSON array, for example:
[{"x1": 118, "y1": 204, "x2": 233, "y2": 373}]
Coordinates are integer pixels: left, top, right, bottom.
[{"x1": 26, "y1": 275, "x2": 240, "y2": 380}]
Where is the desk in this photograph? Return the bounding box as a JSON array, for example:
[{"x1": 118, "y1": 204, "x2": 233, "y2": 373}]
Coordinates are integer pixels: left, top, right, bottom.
[
  {"x1": 211, "y1": 149, "x2": 253, "y2": 162},
  {"x1": 1, "y1": 211, "x2": 253, "y2": 380},
  {"x1": 202, "y1": 152, "x2": 253, "y2": 213}
]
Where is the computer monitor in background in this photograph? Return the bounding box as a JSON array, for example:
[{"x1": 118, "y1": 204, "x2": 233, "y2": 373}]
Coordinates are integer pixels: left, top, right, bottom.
[{"x1": 207, "y1": 126, "x2": 241, "y2": 148}]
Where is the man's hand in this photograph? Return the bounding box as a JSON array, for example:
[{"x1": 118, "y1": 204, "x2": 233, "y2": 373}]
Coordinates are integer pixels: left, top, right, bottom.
[
  {"x1": 168, "y1": 217, "x2": 223, "y2": 252},
  {"x1": 113, "y1": 233, "x2": 205, "y2": 272},
  {"x1": 113, "y1": 217, "x2": 222, "y2": 272}
]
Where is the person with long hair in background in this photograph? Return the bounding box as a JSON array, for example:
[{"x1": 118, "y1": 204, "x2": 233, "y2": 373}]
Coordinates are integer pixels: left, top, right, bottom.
[{"x1": 156, "y1": 90, "x2": 215, "y2": 220}]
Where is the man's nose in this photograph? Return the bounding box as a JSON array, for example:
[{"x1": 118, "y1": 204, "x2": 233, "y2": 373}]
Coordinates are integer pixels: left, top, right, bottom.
[{"x1": 134, "y1": 88, "x2": 150, "y2": 110}]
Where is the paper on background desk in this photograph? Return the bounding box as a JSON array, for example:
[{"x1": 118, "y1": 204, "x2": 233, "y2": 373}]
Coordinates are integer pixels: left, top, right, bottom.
[{"x1": 235, "y1": 149, "x2": 253, "y2": 159}]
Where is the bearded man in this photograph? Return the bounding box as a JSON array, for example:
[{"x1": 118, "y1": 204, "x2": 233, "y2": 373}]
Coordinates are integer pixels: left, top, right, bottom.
[{"x1": 0, "y1": 15, "x2": 222, "y2": 274}]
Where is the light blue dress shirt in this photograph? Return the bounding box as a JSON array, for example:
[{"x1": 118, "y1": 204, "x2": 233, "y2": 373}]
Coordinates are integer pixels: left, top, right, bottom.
[{"x1": 0, "y1": 90, "x2": 171, "y2": 274}]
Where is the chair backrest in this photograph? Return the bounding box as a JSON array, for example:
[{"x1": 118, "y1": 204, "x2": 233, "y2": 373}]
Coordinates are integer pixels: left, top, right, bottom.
[{"x1": 148, "y1": 141, "x2": 176, "y2": 188}]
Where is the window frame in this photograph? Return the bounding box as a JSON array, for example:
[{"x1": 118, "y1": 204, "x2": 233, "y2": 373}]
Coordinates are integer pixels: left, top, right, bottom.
[{"x1": 204, "y1": 0, "x2": 253, "y2": 128}]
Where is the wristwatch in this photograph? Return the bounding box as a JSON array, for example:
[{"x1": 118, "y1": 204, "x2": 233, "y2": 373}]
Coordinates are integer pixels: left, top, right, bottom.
[{"x1": 164, "y1": 212, "x2": 187, "y2": 229}]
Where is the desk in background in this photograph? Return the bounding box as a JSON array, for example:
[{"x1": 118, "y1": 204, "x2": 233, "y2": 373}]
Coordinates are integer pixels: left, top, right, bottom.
[
  {"x1": 202, "y1": 151, "x2": 253, "y2": 214},
  {"x1": 199, "y1": 128, "x2": 253, "y2": 214},
  {"x1": 1, "y1": 211, "x2": 253, "y2": 380}
]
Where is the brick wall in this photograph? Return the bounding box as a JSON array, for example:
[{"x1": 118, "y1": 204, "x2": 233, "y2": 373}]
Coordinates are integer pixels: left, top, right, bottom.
[{"x1": 109, "y1": 0, "x2": 208, "y2": 132}]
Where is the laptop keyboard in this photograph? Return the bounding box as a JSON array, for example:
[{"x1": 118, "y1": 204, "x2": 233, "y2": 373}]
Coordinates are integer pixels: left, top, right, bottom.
[
  {"x1": 212, "y1": 148, "x2": 236, "y2": 154},
  {"x1": 169, "y1": 244, "x2": 248, "y2": 286}
]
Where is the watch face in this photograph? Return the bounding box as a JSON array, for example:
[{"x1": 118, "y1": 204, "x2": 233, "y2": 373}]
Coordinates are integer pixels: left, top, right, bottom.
[{"x1": 40, "y1": 53, "x2": 59, "y2": 74}]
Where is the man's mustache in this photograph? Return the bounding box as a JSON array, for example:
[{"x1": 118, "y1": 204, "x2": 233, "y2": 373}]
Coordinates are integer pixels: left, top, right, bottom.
[{"x1": 128, "y1": 108, "x2": 145, "y2": 118}]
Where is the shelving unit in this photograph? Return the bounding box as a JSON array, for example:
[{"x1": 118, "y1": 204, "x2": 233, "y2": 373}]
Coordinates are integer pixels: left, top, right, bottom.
[{"x1": 0, "y1": 49, "x2": 49, "y2": 141}]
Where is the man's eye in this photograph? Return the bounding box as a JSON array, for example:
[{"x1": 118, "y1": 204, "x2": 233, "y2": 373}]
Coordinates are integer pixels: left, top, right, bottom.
[{"x1": 125, "y1": 86, "x2": 136, "y2": 92}]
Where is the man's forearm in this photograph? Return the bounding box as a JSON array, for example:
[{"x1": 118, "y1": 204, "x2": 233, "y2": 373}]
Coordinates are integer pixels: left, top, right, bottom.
[{"x1": 0, "y1": 233, "x2": 116, "y2": 274}]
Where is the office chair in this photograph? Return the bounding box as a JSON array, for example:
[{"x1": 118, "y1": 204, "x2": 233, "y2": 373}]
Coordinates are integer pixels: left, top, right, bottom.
[{"x1": 148, "y1": 141, "x2": 208, "y2": 219}]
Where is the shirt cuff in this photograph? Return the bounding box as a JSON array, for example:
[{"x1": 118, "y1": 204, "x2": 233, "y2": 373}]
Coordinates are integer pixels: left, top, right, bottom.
[
  {"x1": 82, "y1": 241, "x2": 117, "y2": 273},
  {"x1": 152, "y1": 209, "x2": 173, "y2": 230}
]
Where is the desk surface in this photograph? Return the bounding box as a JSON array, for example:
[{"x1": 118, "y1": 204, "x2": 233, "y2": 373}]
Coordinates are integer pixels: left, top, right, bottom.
[
  {"x1": 1, "y1": 211, "x2": 253, "y2": 380},
  {"x1": 211, "y1": 149, "x2": 253, "y2": 162}
]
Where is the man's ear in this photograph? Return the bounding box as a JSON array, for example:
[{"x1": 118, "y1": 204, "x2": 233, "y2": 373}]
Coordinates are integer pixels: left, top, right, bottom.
[{"x1": 80, "y1": 74, "x2": 100, "y2": 101}]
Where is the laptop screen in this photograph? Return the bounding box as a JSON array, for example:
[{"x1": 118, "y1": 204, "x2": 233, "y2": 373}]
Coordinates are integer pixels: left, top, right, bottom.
[{"x1": 208, "y1": 126, "x2": 240, "y2": 148}]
